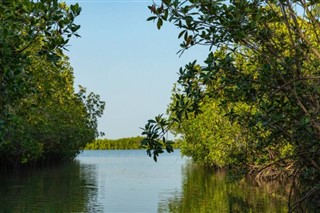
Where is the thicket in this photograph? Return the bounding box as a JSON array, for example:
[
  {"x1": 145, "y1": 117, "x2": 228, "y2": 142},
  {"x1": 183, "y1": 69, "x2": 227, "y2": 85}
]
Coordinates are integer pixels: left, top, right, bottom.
[
  {"x1": 140, "y1": 0, "x2": 320, "y2": 211},
  {"x1": 0, "y1": 0, "x2": 105, "y2": 167}
]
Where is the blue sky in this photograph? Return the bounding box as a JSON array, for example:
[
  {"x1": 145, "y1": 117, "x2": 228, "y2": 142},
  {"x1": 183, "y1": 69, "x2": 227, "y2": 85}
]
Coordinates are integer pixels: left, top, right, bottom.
[{"x1": 64, "y1": 0, "x2": 209, "y2": 139}]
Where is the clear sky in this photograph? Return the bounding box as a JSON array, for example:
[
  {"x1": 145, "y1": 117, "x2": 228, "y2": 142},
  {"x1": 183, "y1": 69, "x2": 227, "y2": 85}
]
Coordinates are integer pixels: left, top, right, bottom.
[{"x1": 63, "y1": 0, "x2": 209, "y2": 139}]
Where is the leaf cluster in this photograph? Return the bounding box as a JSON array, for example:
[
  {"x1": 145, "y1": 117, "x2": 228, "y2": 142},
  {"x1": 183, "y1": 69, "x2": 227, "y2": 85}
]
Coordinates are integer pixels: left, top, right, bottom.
[{"x1": 140, "y1": 114, "x2": 175, "y2": 162}]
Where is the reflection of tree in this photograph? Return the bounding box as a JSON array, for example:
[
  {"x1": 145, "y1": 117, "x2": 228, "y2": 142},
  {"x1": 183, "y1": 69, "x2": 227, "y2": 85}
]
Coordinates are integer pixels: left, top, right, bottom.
[
  {"x1": 0, "y1": 160, "x2": 102, "y2": 212},
  {"x1": 158, "y1": 162, "x2": 288, "y2": 213}
]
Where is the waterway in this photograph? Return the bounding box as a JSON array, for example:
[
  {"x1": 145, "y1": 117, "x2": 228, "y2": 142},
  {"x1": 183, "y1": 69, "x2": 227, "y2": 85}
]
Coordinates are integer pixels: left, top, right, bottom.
[{"x1": 0, "y1": 150, "x2": 288, "y2": 212}]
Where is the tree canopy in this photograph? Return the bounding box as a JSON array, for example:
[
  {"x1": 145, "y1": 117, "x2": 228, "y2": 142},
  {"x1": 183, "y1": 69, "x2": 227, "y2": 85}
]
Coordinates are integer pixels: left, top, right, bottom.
[
  {"x1": 142, "y1": 0, "x2": 320, "y2": 210},
  {"x1": 0, "y1": 0, "x2": 105, "y2": 167}
]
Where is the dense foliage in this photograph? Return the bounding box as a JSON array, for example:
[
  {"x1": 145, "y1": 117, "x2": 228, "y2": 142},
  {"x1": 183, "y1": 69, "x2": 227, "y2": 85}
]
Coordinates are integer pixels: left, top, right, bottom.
[
  {"x1": 0, "y1": 0, "x2": 105, "y2": 167},
  {"x1": 169, "y1": 97, "x2": 247, "y2": 168},
  {"x1": 141, "y1": 0, "x2": 320, "y2": 210}
]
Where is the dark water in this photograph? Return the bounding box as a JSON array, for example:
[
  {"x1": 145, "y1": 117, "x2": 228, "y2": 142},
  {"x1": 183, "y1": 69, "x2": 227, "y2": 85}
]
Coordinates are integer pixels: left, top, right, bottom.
[{"x1": 0, "y1": 150, "x2": 288, "y2": 212}]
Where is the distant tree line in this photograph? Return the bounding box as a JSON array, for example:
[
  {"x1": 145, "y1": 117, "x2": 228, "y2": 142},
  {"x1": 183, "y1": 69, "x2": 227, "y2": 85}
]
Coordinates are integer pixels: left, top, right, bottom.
[{"x1": 85, "y1": 136, "x2": 180, "y2": 150}]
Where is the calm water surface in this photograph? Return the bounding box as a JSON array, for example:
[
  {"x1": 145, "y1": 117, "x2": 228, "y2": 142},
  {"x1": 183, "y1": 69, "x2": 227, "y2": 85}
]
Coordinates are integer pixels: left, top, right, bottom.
[{"x1": 0, "y1": 150, "x2": 288, "y2": 212}]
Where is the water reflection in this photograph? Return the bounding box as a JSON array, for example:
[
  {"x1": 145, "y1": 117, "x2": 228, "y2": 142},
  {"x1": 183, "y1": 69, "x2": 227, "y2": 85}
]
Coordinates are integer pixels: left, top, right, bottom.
[
  {"x1": 0, "y1": 151, "x2": 292, "y2": 212},
  {"x1": 78, "y1": 150, "x2": 187, "y2": 212},
  {"x1": 0, "y1": 161, "x2": 102, "y2": 212},
  {"x1": 158, "y1": 162, "x2": 288, "y2": 213}
]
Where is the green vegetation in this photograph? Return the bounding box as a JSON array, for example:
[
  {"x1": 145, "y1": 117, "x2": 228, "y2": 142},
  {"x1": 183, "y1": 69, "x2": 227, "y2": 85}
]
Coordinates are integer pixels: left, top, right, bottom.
[
  {"x1": 85, "y1": 137, "x2": 144, "y2": 150},
  {"x1": 0, "y1": 0, "x2": 105, "y2": 167},
  {"x1": 168, "y1": 97, "x2": 248, "y2": 168},
  {"x1": 141, "y1": 0, "x2": 320, "y2": 210},
  {"x1": 85, "y1": 136, "x2": 180, "y2": 150}
]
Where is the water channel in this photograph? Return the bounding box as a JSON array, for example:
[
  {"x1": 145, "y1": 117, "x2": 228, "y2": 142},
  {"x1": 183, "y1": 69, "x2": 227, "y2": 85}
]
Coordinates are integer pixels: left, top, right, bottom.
[{"x1": 0, "y1": 150, "x2": 288, "y2": 212}]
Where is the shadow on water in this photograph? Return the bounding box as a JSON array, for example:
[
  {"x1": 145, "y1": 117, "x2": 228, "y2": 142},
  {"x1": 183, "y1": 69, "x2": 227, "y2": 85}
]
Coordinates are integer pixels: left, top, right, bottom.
[
  {"x1": 0, "y1": 160, "x2": 103, "y2": 213},
  {"x1": 158, "y1": 161, "x2": 289, "y2": 213}
]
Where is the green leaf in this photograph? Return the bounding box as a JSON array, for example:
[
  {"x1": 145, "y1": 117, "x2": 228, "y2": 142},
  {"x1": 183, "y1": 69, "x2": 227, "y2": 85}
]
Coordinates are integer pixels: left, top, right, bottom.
[
  {"x1": 153, "y1": 153, "x2": 158, "y2": 162},
  {"x1": 300, "y1": 116, "x2": 310, "y2": 126},
  {"x1": 178, "y1": 30, "x2": 186, "y2": 39},
  {"x1": 146, "y1": 16, "x2": 157, "y2": 21},
  {"x1": 157, "y1": 18, "x2": 163, "y2": 30},
  {"x1": 148, "y1": 119, "x2": 156, "y2": 123}
]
